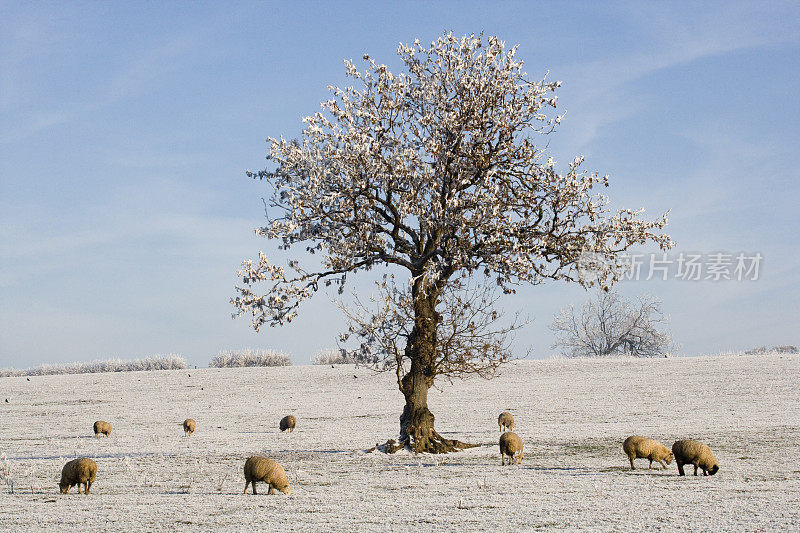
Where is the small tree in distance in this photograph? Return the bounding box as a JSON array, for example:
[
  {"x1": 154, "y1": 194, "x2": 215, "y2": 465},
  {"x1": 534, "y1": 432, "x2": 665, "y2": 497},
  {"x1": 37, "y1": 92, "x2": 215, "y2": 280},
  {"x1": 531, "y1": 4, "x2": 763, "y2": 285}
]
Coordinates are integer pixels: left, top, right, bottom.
[
  {"x1": 551, "y1": 291, "x2": 674, "y2": 358},
  {"x1": 234, "y1": 33, "x2": 672, "y2": 453}
]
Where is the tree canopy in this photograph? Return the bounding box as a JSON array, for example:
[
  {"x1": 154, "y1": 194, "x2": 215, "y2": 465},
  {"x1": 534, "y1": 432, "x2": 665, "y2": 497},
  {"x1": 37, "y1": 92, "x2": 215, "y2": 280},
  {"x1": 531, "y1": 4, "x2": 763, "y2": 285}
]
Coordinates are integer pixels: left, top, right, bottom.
[{"x1": 234, "y1": 33, "x2": 672, "y2": 452}]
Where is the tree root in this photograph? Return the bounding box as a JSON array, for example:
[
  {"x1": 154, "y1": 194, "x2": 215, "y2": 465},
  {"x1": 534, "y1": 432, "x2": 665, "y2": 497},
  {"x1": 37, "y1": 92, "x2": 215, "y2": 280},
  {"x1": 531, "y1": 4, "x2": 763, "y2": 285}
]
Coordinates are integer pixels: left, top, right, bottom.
[{"x1": 374, "y1": 429, "x2": 478, "y2": 454}]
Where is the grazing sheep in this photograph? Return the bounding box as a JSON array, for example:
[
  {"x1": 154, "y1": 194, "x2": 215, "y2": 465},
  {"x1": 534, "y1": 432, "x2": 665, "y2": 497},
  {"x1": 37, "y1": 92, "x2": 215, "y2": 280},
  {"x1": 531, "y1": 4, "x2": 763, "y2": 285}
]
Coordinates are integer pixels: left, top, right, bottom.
[
  {"x1": 93, "y1": 420, "x2": 111, "y2": 437},
  {"x1": 622, "y1": 436, "x2": 673, "y2": 470},
  {"x1": 183, "y1": 418, "x2": 196, "y2": 436},
  {"x1": 59, "y1": 458, "x2": 97, "y2": 495},
  {"x1": 280, "y1": 415, "x2": 296, "y2": 433},
  {"x1": 498, "y1": 411, "x2": 515, "y2": 432},
  {"x1": 243, "y1": 456, "x2": 291, "y2": 495},
  {"x1": 672, "y1": 439, "x2": 719, "y2": 476},
  {"x1": 499, "y1": 432, "x2": 524, "y2": 465}
]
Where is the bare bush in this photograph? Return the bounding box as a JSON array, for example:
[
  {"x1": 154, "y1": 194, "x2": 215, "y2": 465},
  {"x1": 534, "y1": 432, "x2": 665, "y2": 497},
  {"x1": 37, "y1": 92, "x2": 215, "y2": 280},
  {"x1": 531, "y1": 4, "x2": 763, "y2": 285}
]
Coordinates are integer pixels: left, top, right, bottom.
[
  {"x1": 744, "y1": 345, "x2": 798, "y2": 355},
  {"x1": 551, "y1": 291, "x2": 674, "y2": 358},
  {"x1": 0, "y1": 354, "x2": 186, "y2": 378},
  {"x1": 209, "y1": 349, "x2": 292, "y2": 368},
  {"x1": 312, "y1": 348, "x2": 360, "y2": 365}
]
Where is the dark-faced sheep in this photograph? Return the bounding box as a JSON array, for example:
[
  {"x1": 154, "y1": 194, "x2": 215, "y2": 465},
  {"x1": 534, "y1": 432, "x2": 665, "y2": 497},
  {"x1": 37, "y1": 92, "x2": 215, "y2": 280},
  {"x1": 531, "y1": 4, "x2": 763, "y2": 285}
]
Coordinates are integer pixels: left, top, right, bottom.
[
  {"x1": 183, "y1": 418, "x2": 196, "y2": 436},
  {"x1": 623, "y1": 435, "x2": 673, "y2": 470},
  {"x1": 672, "y1": 439, "x2": 719, "y2": 476},
  {"x1": 280, "y1": 415, "x2": 296, "y2": 433},
  {"x1": 498, "y1": 411, "x2": 515, "y2": 432},
  {"x1": 243, "y1": 456, "x2": 291, "y2": 495},
  {"x1": 499, "y1": 431, "x2": 523, "y2": 465},
  {"x1": 59, "y1": 458, "x2": 97, "y2": 494},
  {"x1": 93, "y1": 420, "x2": 111, "y2": 437}
]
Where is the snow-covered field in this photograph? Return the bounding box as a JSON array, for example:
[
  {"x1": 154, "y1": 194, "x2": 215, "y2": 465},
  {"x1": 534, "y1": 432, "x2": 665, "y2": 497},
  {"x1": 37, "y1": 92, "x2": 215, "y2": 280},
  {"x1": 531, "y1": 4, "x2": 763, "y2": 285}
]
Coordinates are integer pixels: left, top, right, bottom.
[{"x1": 1, "y1": 354, "x2": 798, "y2": 531}]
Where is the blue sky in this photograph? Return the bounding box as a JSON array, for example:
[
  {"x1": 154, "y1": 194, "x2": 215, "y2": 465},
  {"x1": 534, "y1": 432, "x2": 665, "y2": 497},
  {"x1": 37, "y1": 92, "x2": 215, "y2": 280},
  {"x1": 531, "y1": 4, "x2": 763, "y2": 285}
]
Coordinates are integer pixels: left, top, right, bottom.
[{"x1": 1, "y1": 1, "x2": 798, "y2": 367}]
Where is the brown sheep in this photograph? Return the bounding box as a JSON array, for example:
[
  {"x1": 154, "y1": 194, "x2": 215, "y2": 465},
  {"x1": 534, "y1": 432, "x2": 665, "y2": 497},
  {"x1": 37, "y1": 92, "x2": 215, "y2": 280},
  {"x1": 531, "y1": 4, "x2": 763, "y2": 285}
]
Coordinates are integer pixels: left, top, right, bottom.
[
  {"x1": 498, "y1": 411, "x2": 515, "y2": 432},
  {"x1": 183, "y1": 418, "x2": 196, "y2": 436},
  {"x1": 93, "y1": 420, "x2": 111, "y2": 437},
  {"x1": 622, "y1": 436, "x2": 673, "y2": 470},
  {"x1": 499, "y1": 431, "x2": 523, "y2": 465},
  {"x1": 243, "y1": 456, "x2": 291, "y2": 495},
  {"x1": 280, "y1": 415, "x2": 296, "y2": 433},
  {"x1": 672, "y1": 439, "x2": 719, "y2": 476},
  {"x1": 59, "y1": 458, "x2": 97, "y2": 494}
]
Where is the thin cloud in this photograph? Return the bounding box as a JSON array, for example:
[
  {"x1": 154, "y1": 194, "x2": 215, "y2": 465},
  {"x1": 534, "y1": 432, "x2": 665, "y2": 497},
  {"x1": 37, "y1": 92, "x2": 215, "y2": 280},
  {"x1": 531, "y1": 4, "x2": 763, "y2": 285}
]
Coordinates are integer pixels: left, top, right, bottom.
[
  {"x1": 552, "y1": 2, "x2": 800, "y2": 149},
  {"x1": 107, "y1": 34, "x2": 200, "y2": 100}
]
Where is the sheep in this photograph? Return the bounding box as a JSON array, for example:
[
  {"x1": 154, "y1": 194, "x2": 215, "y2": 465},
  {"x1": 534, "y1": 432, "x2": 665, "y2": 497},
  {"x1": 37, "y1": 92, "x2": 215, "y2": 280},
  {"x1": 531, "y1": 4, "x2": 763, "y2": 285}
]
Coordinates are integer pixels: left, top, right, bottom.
[
  {"x1": 183, "y1": 418, "x2": 196, "y2": 436},
  {"x1": 59, "y1": 458, "x2": 97, "y2": 495},
  {"x1": 93, "y1": 420, "x2": 111, "y2": 437},
  {"x1": 622, "y1": 435, "x2": 673, "y2": 470},
  {"x1": 279, "y1": 415, "x2": 296, "y2": 433},
  {"x1": 499, "y1": 431, "x2": 523, "y2": 465},
  {"x1": 498, "y1": 411, "x2": 515, "y2": 432},
  {"x1": 672, "y1": 439, "x2": 719, "y2": 476},
  {"x1": 243, "y1": 456, "x2": 291, "y2": 495}
]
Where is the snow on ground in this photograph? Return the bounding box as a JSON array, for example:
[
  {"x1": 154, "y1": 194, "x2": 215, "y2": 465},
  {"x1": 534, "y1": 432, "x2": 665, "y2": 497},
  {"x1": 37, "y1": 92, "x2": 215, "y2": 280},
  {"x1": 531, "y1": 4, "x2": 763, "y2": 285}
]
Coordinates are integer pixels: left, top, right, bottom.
[{"x1": 0, "y1": 354, "x2": 798, "y2": 531}]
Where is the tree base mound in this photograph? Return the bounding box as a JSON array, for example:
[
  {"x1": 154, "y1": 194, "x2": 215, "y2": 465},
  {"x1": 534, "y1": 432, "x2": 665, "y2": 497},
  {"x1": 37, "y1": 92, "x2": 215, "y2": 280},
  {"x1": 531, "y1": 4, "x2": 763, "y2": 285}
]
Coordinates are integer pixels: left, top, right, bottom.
[{"x1": 371, "y1": 429, "x2": 479, "y2": 454}]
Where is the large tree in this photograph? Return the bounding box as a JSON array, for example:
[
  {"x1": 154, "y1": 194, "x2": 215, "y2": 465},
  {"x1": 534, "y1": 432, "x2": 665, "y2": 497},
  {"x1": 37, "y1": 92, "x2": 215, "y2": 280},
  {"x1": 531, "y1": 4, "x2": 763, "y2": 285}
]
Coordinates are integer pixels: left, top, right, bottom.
[{"x1": 234, "y1": 33, "x2": 672, "y2": 453}]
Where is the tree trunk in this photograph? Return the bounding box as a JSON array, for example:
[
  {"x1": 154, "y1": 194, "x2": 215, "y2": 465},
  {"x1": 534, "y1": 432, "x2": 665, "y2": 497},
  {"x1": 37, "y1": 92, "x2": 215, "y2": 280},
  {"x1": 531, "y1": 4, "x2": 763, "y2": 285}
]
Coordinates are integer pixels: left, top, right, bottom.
[{"x1": 382, "y1": 285, "x2": 476, "y2": 454}]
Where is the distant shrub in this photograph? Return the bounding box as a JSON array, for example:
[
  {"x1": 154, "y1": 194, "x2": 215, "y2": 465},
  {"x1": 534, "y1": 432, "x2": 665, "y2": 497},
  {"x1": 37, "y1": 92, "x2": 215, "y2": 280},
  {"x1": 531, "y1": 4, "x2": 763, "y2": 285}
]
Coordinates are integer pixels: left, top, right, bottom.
[
  {"x1": 0, "y1": 354, "x2": 186, "y2": 378},
  {"x1": 744, "y1": 345, "x2": 798, "y2": 355},
  {"x1": 209, "y1": 349, "x2": 292, "y2": 368},
  {"x1": 311, "y1": 348, "x2": 361, "y2": 365}
]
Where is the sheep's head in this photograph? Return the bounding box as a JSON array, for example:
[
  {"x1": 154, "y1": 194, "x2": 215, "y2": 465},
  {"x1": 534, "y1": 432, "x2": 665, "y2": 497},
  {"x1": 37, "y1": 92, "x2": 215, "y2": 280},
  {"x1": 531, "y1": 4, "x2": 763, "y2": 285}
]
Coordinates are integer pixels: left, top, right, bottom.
[
  {"x1": 279, "y1": 483, "x2": 291, "y2": 495},
  {"x1": 665, "y1": 452, "x2": 674, "y2": 465},
  {"x1": 59, "y1": 482, "x2": 70, "y2": 494},
  {"x1": 708, "y1": 464, "x2": 719, "y2": 476}
]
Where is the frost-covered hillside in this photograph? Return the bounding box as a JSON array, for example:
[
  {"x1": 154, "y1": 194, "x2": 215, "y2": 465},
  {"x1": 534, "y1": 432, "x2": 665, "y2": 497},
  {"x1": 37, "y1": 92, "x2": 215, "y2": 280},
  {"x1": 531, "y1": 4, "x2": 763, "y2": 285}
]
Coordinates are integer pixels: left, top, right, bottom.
[{"x1": 1, "y1": 354, "x2": 798, "y2": 531}]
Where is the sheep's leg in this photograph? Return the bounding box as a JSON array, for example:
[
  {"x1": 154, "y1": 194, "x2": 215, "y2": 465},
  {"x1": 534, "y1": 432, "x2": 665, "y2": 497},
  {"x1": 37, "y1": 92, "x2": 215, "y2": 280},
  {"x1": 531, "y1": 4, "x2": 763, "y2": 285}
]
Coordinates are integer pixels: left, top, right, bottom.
[
  {"x1": 659, "y1": 461, "x2": 667, "y2": 469},
  {"x1": 243, "y1": 481, "x2": 250, "y2": 494},
  {"x1": 693, "y1": 463, "x2": 699, "y2": 476},
  {"x1": 677, "y1": 461, "x2": 685, "y2": 476},
  {"x1": 252, "y1": 481, "x2": 258, "y2": 495},
  {"x1": 501, "y1": 453, "x2": 505, "y2": 466},
  {"x1": 268, "y1": 485, "x2": 275, "y2": 495},
  {"x1": 86, "y1": 480, "x2": 92, "y2": 494},
  {"x1": 648, "y1": 458, "x2": 653, "y2": 469}
]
